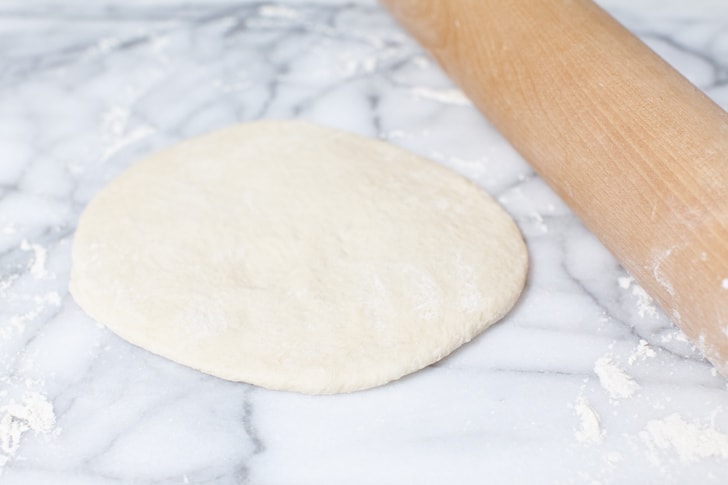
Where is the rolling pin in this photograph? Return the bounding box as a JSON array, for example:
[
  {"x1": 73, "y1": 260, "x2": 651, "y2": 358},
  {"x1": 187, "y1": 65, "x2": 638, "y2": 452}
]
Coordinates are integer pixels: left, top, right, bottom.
[{"x1": 381, "y1": 0, "x2": 728, "y2": 375}]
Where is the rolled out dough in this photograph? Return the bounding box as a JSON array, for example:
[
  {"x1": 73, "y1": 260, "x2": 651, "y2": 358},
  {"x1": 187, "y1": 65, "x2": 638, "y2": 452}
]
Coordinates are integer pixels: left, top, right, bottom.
[{"x1": 70, "y1": 120, "x2": 528, "y2": 394}]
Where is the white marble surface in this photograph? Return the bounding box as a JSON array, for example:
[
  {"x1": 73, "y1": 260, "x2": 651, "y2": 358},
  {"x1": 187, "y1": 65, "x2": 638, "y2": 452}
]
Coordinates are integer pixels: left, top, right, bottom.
[{"x1": 2, "y1": 0, "x2": 728, "y2": 483}]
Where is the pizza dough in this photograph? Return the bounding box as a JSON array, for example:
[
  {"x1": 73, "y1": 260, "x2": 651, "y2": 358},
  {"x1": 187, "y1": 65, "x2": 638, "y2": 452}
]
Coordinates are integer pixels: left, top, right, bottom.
[{"x1": 70, "y1": 120, "x2": 528, "y2": 394}]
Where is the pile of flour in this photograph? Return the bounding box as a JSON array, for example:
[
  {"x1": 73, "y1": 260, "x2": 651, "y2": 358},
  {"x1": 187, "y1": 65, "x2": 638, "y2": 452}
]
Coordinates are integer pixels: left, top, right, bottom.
[{"x1": 572, "y1": 276, "x2": 728, "y2": 473}]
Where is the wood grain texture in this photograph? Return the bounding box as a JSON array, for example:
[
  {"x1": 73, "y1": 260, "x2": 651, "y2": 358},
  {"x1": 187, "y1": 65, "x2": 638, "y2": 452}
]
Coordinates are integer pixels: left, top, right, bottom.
[{"x1": 382, "y1": 0, "x2": 728, "y2": 374}]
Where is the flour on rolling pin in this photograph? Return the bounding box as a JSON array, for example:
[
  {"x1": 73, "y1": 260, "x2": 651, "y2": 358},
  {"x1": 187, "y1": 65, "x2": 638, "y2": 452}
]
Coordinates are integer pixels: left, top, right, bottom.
[{"x1": 382, "y1": 0, "x2": 728, "y2": 376}]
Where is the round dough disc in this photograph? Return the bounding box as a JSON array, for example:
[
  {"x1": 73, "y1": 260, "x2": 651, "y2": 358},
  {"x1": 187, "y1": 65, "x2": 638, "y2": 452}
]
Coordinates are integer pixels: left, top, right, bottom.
[{"x1": 70, "y1": 121, "x2": 528, "y2": 394}]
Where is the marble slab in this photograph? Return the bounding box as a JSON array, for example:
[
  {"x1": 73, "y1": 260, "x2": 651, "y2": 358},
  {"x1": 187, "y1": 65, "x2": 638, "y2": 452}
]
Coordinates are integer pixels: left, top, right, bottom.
[{"x1": 2, "y1": 0, "x2": 728, "y2": 483}]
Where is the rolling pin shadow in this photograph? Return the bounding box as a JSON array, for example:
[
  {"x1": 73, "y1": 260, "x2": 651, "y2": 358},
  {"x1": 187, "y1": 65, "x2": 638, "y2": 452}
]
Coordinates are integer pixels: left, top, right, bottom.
[{"x1": 381, "y1": 0, "x2": 728, "y2": 374}]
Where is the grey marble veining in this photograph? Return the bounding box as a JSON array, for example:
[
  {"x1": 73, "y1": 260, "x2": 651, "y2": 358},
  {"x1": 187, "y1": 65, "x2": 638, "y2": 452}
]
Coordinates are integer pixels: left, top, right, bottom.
[{"x1": 2, "y1": 0, "x2": 728, "y2": 483}]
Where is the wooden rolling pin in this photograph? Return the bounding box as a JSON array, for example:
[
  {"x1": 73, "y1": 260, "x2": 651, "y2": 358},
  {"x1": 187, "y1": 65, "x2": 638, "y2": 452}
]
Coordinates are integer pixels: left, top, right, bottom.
[{"x1": 382, "y1": 0, "x2": 728, "y2": 375}]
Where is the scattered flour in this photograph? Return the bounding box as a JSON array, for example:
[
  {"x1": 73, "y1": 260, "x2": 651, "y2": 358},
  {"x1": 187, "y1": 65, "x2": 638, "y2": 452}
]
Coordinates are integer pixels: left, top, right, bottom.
[
  {"x1": 98, "y1": 73, "x2": 160, "y2": 164},
  {"x1": 722, "y1": 278, "x2": 728, "y2": 290},
  {"x1": 583, "y1": 340, "x2": 728, "y2": 469},
  {"x1": 0, "y1": 292, "x2": 62, "y2": 343},
  {"x1": 617, "y1": 276, "x2": 659, "y2": 318},
  {"x1": 380, "y1": 129, "x2": 407, "y2": 141},
  {"x1": 0, "y1": 392, "x2": 58, "y2": 475},
  {"x1": 594, "y1": 354, "x2": 640, "y2": 400},
  {"x1": 410, "y1": 86, "x2": 472, "y2": 106},
  {"x1": 640, "y1": 413, "x2": 728, "y2": 463},
  {"x1": 627, "y1": 339, "x2": 656, "y2": 366},
  {"x1": 20, "y1": 240, "x2": 50, "y2": 279},
  {"x1": 631, "y1": 286, "x2": 659, "y2": 319},
  {"x1": 412, "y1": 55, "x2": 430, "y2": 68},
  {"x1": 605, "y1": 451, "x2": 623, "y2": 464},
  {"x1": 1, "y1": 241, "x2": 63, "y2": 475},
  {"x1": 258, "y1": 4, "x2": 299, "y2": 18},
  {"x1": 100, "y1": 106, "x2": 155, "y2": 162},
  {"x1": 660, "y1": 328, "x2": 690, "y2": 345},
  {"x1": 341, "y1": 55, "x2": 379, "y2": 77},
  {"x1": 574, "y1": 397, "x2": 604, "y2": 444},
  {"x1": 617, "y1": 276, "x2": 632, "y2": 289},
  {"x1": 527, "y1": 211, "x2": 548, "y2": 234}
]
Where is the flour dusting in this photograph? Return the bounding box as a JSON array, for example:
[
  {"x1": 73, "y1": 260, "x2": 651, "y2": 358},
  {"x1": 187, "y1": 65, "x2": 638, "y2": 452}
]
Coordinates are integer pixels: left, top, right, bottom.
[
  {"x1": 722, "y1": 278, "x2": 728, "y2": 290},
  {"x1": 402, "y1": 265, "x2": 440, "y2": 321},
  {"x1": 98, "y1": 73, "x2": 160, "y2": 163},
  {"x1": 0, "y1": 392, "x2": 57, "y2": 474},
  {"x1": 660, "y1": 328, "x2": 690, "y2": 344},
  {"x1": 574, "y1": 397, "x2": 604, "y2": 444},
  {"x1": 100, "y1": 108, "x2": 155, "y2": 162},
  {"x1": 454, "y1": 255, "x2": 483, "y2": 313},
  {"x1": 0, "y1": 291, "x2": 62, "y2": 343},
  {"x1": 618, "y1": 276, "x2": 658, "y2": 318},
  {"x1": 594, "y1": 354, "x2": 640, "y2": 400},
  {"x1": 628, "y1": 339, "x2": 656, "y2": 366},
  {"x1": 410, "y1": 86, "x2": 472, "y2": 106},
  {"x1": 640, "y1": 413, "x2": 728, "y2": 463},
  {"x1": 178, "y1": 298, "x2": 230, "y2": 337},
  {"x1": 258, "y1": 4, "x2": 299, "y2": 18},
  {"x1": 20, "y1": 240, "x2": 50, "y2": 279},
  {"x1": 651, "y1": 247, "x2": 675, "y2": 296},
  {"x1": 527, "y1": 211, "x2": 548, "y2": 234}
]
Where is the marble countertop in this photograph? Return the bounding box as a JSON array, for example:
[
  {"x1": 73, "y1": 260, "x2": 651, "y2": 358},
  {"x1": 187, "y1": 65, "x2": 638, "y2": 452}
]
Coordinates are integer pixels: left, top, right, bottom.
[{"x1": 2, "y1": 0, "x2": 728, "y2": 483}]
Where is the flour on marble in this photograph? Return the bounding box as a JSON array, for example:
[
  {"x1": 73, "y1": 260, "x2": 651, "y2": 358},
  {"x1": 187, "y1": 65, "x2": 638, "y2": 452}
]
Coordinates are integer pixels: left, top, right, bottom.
[
  {"x1": 343, "y1": 56, "x2": 378, "y2": 77},
  {"x1": 0, "y1": 239, "x2": 62, "y2": 475},
  {"x1": 617, "y1": 276, "x2": 658, "y2": 318},
  {"x1": 0, "y1": 392, "x2": 58, "y2": 475},
  {"x1": 0, "y1": 274, "x2": 18, "y2": 294},
  {"x1": 594, "y1": 354, "x2": 640, "y2": 400},
  {"x1": 20, "y1": 240, "x2": 50, "y2": 280},
  {"x1": 627, "y1": 339, "x2": 656, "y2": 366},
  {"x1": 380, "y1": 129, "x2": 408, "y2": 141},
  {"x1": 258, "y1": 4, "x2": 299, "y2": 19},
  {"x1": 1, "y1": 241, "x2": 61, "y2": 339},
  {"x1": 98, "y1": 72, "x2": 160, "y2": 164},
  {"x1": 409, "y1": 86, "x2": 472, "y2": 106},
  {"x1": 605, "y1": 451, "x2": 623, "y2": 465},
  {"x1": 411, "y1": 55, "x2": 430, "y2": 69},
  {"x1": 660, "y1": 328, "x2": 690, "y2": 345},
  {"x1": 81, "y1": 36, "x2": 122, "y2": 62},
  {"x1": 582, "y1": 336, "x2": 728, "y2": 467},
  {"x1": 0, "y1": 293, "x2": 61, "y2": 343},
  {"x1": 640, "y1": 413, "x2": 728, "y2": 463},
  {"x1": 527, "y1": 211, "x2": 548, "y2": 234},
  {"x1": 2, "y1": 240, "x2": 61, "y2": 342},
  {"x1": 74, "y1": 35, "x2": 163, "y2": 169},
  {"x1": 574, "y1": 397, "x2": 604, "y2": 444},
  {"x1": 100, "y1": 104, "x2": 156, "y2": 163},
  {"x1": 617, "y1": 276, "x2": 632, "y2": 289}
]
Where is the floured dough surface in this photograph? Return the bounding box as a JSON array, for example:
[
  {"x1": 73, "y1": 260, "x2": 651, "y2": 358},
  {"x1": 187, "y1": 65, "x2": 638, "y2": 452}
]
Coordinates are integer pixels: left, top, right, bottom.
[{"x1": 70, "y1": 121, "x2": 528, "y2": 394}]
